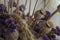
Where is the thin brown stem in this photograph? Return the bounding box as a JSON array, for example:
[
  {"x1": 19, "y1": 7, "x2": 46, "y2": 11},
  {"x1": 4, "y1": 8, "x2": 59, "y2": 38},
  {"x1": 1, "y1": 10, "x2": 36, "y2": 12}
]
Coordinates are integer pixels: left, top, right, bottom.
[
  {"x1": 28, "y1": 0, "x2": 31, "y2": 16},
  {"x1": 44, "y1": 0, "x2": 46, "y2": 8},
  {"x1": 10, "y1": 0, "x2": 14, "y2": 14},
  {"x1": 30, "y1": 9, "x2": 59, "y2": 29},
  {"x1": 16, "y1": 0, "x2": 19, "y2": 14},
  {"x1": 8, "y1": 4, "x2": 10, "y2": 14},
  {"x1": 32, "y1": 0, "x2": 38, "y2": 17},
  {"x1": 48, "y1": 10, "x2": 58, "y2": 20},
  {"x1": 44, "y1": 0, "x2": 50, "y2": 10},
  {"x1": 4, "y1": 0, "x2": 6, "y2": 6},
  {"x1": 25, "y1": 0, "x2": 27, "y2": 8}
]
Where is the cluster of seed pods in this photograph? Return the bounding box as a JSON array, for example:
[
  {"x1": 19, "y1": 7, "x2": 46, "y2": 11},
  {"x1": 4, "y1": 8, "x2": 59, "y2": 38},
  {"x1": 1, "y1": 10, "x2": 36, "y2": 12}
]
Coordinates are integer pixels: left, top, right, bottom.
[{"x1": 0, "y1": 0, "x2": 60, "y2": 40}]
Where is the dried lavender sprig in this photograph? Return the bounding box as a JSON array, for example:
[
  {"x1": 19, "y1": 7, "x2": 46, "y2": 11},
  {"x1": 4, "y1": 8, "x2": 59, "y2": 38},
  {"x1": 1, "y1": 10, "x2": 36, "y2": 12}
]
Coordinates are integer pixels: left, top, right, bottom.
[
  {"x1": 0, "y1": 4, "x2": 5, "y2": 14},
  {"x1": 56, "y1": 26, "x2": 60, "y2": 36},
  {"x1": 0, "y1": 14, "x2": 17, "y2": 35},
  {"x1": 42, "y1": 34, "x2": 49, "y2": 40}
]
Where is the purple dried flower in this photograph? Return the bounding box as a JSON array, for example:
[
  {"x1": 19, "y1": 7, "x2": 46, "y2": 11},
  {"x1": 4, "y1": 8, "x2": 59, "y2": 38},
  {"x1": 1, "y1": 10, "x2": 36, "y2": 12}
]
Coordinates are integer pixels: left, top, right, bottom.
[
  {"x1": 56, "y1": 26, "x2": 60, "y2": 31},
  {"x1": 44, "y1": 11, "x2": 51, "y2": 20},
  {"x1": 30, "y1": 28, "x2": 37, "y2": 35},
  {"x1": 19, "y1": 4, "x2": 25, "y2": 11},
  {"x1": 51, "y1": 34, "x2": 56, "y2": 40},
  {"x1": 0, "y1": 4, "x2": 5, "y2": 14},
  {"x1": 0, "y1": 14, "x2": 17, "y2": 35},
  {"x1": 42, "y1": 34, "x2": 49, "y2": 40},
  {"x1": 56, "y1": 26, "x2": 60, "y2": 36},
  {"x1": 46, "y1": 11, "x2": 51, "y2": 16},
  {"x1": 35, "y1": 28, "x2": 40, "y2": 33}
]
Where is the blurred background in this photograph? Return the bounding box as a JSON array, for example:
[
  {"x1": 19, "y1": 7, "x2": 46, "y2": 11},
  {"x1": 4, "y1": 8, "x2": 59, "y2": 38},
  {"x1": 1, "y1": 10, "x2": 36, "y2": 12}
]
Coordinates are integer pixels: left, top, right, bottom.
[{"x1": 0, "y1": 0, "x2": 60, "y2": 40}]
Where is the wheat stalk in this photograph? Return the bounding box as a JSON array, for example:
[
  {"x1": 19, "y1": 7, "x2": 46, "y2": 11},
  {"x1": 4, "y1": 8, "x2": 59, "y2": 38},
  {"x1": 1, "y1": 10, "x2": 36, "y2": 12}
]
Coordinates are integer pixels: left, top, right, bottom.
[{"x1": 11, "y1": 14, "x2": 35, "y2": 40}]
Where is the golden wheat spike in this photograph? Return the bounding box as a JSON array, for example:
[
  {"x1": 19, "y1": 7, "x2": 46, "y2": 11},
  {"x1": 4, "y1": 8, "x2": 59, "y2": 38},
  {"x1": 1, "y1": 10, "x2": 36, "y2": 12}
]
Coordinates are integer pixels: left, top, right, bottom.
[
  {"x1": 11, "y1": 14, "x2": 35, "y2": 40},
  {"x1": 32, "y1": 0, "x2": 38, "y2": 17}
]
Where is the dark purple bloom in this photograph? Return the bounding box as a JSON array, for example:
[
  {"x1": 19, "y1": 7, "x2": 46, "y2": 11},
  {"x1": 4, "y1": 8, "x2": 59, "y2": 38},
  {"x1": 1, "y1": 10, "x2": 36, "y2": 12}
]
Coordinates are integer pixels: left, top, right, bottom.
[
  {"x1": 35, "y1": 23, "x2": 40, "y2": 33},
  {"x1": 0, "y1": 14, "x2": 17, "y2": 35},
  {"x1": 4, "y1": 29, "x2": 11, "y2": 34},
  {"x1": 36, "y1": 24, "x2": 40, "y2": 27},
  {"x1": 0, "y1": 4, "x2": 5, "y2": 14},
  {"x1": 19, "y1": 4, "x2": 25, "y2": 11},
  {"x1": 13, "y1": 4, "x2": 25, "y2": 13},
  {"x1": 11, "y1": 24, "x2": 16, "y2": 29},
  {"x1": 42, "y1": 34, "x2": 49, "y2": 40},
  {"x1": 52, "y1": 38, "x2": 56, "y2": 40},
  {"x1": 51, "y1": 34, "x2": 56, "y2": 40},
  {"x1": 56, "y1": 26, "x2": 60, "y2": 36},
  {"x1": 56, "y1": 26, "x2": 60, "y2": 31},
  {"x1": 46, "y1": 11, "x2": 51, "y2": 16},
  {"x1": 52, "y1": 34, "x2": 56, "y2": 38},
  {"x1": 35, "y1": 28, "x2": 40, "y2": 33},
  {"x1": 8, "y1": 18, "x2": 15, "y2": 24},
  {"x1": 44, "y1": 11, "x2": 51, "y2": 20},
  {"x1": 30, "y1": 28, "x2": 37, "y2": 35}
]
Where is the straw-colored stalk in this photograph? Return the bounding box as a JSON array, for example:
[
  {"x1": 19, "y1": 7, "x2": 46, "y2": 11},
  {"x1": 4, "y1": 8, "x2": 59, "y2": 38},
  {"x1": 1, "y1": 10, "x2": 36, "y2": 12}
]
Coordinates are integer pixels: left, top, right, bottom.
[
  {"x1": 27, "y1": 0, "x2": 38, "y2": 26},
  {"x1": 43, "y1": 0, "x2": 51, "y2": 10},
  {"x1": 32, "y1": 0, "x2": 38, "y2": 17},
  {"x1": 25, "y1": 0, "x2": 28, "y2": 8},
  {"x1": 11, "y1": 14, "x2": 35, "y2": 40},
  {"x1": 4, "y1": 0, "x2": 6, "y2": 6},
  {"x1": 16, "y1": 0, "x2": 19, "y2": 14}
]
